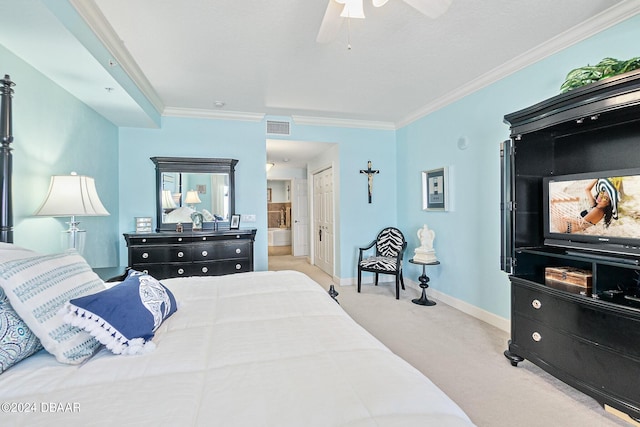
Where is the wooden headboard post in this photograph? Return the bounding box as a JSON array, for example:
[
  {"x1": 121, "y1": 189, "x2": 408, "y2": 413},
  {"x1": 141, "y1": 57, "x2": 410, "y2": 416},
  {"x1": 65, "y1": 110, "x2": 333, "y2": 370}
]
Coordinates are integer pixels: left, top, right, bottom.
[{"x1": 0, "y1": 74, "x2": 15, "y2": 243}]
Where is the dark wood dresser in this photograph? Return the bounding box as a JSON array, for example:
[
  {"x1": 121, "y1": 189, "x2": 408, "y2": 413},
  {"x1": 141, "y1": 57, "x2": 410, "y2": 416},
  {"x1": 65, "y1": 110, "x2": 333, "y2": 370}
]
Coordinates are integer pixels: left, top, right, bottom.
[{"x1": 123, "y1": 229, "x2": 256, "y2": 279}]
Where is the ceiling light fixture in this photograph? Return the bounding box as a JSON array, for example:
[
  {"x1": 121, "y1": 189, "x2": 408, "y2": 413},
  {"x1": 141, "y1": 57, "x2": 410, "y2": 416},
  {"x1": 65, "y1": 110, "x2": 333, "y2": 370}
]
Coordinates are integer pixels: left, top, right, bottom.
[
  {"x1": 338, "y1": 0, "x2": 365, "y2": 18},
  {"x1": 317, "y1": 0, "x2": 453, "y2": 44},
  {"x1": 266, "y1": 162, "x2": 275, "y2": 172},
  {"x1": 214, "y1": 101, "x2": 225, "y2": 108}
]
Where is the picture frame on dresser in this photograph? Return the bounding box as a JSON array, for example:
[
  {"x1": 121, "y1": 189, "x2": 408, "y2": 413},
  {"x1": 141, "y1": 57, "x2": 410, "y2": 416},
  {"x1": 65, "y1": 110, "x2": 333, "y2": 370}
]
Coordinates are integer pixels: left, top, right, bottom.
[{"x1": 230, "y1": 214, "x2": 241, "y2": 229}]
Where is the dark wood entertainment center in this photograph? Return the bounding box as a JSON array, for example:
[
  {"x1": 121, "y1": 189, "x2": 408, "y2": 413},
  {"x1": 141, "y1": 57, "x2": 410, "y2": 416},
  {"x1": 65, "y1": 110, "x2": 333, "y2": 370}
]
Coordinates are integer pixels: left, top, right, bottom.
[{"x1": 501, "y1": 69, "x2": 640, "y2": 420}]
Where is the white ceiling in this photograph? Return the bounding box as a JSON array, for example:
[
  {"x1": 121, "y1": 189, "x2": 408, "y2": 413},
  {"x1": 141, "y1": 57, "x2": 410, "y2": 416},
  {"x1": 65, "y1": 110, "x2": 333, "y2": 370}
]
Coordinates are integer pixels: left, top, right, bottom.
[{"x1": 1, "y1": 1, "x2": 639, "y2": 166}]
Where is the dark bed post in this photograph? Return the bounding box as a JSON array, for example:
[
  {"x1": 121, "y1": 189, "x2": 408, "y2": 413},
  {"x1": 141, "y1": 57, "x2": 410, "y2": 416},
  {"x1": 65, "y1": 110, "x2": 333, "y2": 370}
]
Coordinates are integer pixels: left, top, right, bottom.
[{"x1": 0, "y1": 74, "x2": 15, "y2": 243}]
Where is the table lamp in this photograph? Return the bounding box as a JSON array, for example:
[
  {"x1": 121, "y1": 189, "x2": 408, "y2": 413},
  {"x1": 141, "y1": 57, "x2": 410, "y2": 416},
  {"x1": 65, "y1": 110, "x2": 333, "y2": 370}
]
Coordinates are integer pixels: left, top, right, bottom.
[{"x1": 34, "y1": 172, "x2": 109, "y2": 252}]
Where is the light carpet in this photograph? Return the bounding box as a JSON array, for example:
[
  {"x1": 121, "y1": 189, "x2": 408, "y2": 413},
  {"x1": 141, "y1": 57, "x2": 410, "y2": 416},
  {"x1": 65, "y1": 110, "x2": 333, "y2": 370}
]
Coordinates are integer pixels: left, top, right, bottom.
[{"x1": 268, "y1": 255, "x2": 629, "y2": 427}]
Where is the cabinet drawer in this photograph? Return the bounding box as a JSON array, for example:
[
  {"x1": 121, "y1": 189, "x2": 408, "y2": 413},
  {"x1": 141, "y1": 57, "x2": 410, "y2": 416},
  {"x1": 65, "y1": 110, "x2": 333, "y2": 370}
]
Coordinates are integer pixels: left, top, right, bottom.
[
  {"x1": 513, "y1": 282, "x2": 640, "y2": 359},
  {"x1": 191, "y1": 260, "x2": 251, "y2": 276},
  {"x1": 513, "y1": 314, "x2": 640, "y2": 405},
  {"x1": 127, "y1": 235, "x2": 192, "y2": 245},
  {"x1": 192, "y1": 241, "x2": 251, "y2": 261},
  {"x1": 130, "y1": 263, "x2": 191, "y2": 279},
  {"x1": 130, "y1": 245, "x2": 192, "y2": 263}
]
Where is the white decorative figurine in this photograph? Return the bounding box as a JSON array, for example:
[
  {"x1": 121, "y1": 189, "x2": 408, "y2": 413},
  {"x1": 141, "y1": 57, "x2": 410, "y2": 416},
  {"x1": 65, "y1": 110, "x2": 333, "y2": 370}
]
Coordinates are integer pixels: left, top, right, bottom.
[{"x1": 414, "y1": 224, "x2": 438, "y2": 263}]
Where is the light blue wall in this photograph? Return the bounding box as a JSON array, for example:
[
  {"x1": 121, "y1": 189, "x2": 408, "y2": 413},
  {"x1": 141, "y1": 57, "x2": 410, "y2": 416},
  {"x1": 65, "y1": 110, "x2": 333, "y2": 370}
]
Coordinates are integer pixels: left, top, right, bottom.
[
  {"x1": 0, "y1": 44, "x2": 119, "y2": 267},
  {"x1": 117, "y1": 117, "x2": 397, "y2": 277},
  {"x1": 396, "y1": 14, "x2": 640, "y2": 319}
]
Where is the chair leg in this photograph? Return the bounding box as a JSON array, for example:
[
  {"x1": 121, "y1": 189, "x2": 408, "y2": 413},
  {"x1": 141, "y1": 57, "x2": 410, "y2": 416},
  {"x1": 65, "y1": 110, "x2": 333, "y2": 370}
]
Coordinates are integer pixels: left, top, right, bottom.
[
  {"x1": 395, "y1": 275, "x2": 400, "y2": 300},
  {"x1": 357, "y1": 269, "x2": 362, "y2": 293},
  {"x1": 400, "y1": 269, "x2": 405, "y2": 290},
  {"x1": 374, "y1": 273, "x2": 379, "y2": 286}
]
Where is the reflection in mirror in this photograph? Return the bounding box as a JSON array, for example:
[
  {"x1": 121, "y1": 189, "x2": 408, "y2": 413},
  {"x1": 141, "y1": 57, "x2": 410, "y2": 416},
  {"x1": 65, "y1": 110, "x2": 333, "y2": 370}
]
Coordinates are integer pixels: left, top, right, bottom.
[
  {"x1": 161, "y1": 172, "x2": 230, "y2": 224},
  {"x1": 152, "y1": 157, "x2": 237, "y2": 231}
]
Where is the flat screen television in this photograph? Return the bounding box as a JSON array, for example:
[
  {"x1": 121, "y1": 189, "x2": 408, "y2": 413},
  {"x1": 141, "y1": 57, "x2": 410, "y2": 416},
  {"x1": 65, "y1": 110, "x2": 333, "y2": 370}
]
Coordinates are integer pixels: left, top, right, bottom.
[{"x1": 543, "y1": 168, "x2": 640, "y2": 258}]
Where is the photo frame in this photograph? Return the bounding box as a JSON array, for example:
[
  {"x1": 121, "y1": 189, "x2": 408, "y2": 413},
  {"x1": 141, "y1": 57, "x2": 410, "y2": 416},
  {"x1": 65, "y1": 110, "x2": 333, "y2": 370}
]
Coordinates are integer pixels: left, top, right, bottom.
[
  {"x1": 230, "y1": 214, "x2": 241, "y2": 229},
  {"x1": 422, "y1": 167, "x2": 448, "y2": 211}
]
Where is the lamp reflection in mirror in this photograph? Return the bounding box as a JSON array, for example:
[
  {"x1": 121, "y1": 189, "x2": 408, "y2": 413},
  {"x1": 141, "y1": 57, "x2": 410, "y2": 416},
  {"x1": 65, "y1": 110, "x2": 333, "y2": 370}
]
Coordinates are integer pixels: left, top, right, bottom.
[
  {"x1": 34, "y1": 172, "x2": 109, "y2": 253},
  {"x1": 184, "y1": 190, "x2": 201, "y2": 208}
]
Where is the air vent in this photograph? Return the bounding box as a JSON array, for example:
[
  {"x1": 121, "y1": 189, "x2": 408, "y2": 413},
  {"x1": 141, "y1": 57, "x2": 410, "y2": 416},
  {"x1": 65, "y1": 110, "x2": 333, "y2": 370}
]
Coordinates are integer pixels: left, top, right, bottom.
[{"x1": 266, "y1": 120, "x2": 291, "y2": 136}]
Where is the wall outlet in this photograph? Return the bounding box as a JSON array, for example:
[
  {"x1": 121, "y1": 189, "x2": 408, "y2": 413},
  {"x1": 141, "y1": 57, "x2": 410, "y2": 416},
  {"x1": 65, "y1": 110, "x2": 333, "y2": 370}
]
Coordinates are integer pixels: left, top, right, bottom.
[{"x1": 242, "y1": 214, "x2": 256, "y2": 222}]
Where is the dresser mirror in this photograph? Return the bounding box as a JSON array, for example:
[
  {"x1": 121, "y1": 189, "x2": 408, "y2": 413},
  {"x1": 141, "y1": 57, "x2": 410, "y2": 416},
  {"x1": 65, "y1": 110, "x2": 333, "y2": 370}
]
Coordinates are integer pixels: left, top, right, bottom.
[{"x1": 151, "y1": 157, "x2": 238, "y2": 231}]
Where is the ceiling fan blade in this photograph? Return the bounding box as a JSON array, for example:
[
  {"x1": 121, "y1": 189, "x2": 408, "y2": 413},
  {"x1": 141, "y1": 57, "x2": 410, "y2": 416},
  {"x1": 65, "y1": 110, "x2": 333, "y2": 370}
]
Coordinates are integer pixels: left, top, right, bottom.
[
  {"x1": 372, "y1": 0, "x2": 389, "y2": 7},
  {"x1": 316, "y1": 0, "x2": 345, "y2": 43},
  {"x1": 402, "y1": 0, "x2": 452, "y2": 18}
]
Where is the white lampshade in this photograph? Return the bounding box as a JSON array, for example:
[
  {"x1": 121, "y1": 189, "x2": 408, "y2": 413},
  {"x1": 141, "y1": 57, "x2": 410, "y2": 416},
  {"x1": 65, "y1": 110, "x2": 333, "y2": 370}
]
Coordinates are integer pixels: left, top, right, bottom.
[
  {"x1": 34, "y1": 173, "x2": 109, "y2": 252},
  {"x1": 161, "y1": 189, "x2": 177, "y2": 209},
  {"x1": 184, "y1": 190, "x2": 201, "y2": 205},
  {"x1": 34, "y1": 173, "x2": 109, "y2": 217}
]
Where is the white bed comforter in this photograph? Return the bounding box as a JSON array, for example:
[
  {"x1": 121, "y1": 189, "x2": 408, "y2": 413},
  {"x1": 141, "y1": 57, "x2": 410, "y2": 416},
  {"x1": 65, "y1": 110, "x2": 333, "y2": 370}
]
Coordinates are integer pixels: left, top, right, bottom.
[{"x1": 0, "y1": 270, "x2": 474, "y2": 426}]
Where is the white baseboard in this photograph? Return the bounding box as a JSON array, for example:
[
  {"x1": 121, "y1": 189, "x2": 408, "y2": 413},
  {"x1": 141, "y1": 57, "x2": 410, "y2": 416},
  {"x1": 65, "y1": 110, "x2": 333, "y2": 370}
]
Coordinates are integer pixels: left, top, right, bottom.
[{"x1": 340, "y1": 276, "x2": 510, "y2": 333}]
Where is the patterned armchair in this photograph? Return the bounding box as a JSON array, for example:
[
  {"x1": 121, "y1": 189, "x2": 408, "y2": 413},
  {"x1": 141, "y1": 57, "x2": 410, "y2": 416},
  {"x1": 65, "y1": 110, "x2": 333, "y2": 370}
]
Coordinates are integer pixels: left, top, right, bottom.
[{"x1": 357, "y1": 227, "x2": 407, "y2": 299}]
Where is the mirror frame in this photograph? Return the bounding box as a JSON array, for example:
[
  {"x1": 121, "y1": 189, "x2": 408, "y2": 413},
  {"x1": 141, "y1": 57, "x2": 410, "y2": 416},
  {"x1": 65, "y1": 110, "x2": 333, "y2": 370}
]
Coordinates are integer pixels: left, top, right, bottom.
[{"x1": 151, "y1": 157, "x2": 238, "y2": 231}]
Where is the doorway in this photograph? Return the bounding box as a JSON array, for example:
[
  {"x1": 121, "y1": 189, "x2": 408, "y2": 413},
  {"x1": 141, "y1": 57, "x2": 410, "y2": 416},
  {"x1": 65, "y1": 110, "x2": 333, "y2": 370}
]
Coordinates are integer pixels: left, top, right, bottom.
[
  {"x1": 266, "y1": 139, "x2": 336, "y2": 274},
  {"x1": 267, "y1": 179, "x2": 293, "y2": 256}
]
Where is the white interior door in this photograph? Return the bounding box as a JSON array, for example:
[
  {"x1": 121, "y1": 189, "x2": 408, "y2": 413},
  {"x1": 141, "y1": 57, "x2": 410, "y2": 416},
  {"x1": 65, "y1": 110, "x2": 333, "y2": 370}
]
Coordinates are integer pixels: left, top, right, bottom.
[
  {"x1": 292, "y1": 178, "x2": 309, "y2": 256},
  {"x1": 313, "y1": 168, "x2": 334, "y2": 276}
]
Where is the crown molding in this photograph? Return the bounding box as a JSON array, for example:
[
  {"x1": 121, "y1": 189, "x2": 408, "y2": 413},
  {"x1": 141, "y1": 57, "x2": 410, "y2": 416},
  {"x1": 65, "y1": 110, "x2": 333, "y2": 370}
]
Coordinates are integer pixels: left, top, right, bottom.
[
  {"x1": 292, "y1": 115, "x2": 396, "y2": 130},
  {"x1": 396, "y1": 0, "x2": 640, "y2": 128},
  {"x1": 69, "y1": 0, "x2": 164, "y2": 114},
  {"x1": 163, "y1": 107, "x2": 265, "y2": 122}
]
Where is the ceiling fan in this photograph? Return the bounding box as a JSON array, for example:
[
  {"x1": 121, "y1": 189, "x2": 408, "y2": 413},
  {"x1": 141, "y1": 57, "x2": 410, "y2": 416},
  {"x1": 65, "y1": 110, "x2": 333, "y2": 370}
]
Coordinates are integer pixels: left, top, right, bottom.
[{"x1": 316, "y1": 0, "x2": 453, "y2": 43}]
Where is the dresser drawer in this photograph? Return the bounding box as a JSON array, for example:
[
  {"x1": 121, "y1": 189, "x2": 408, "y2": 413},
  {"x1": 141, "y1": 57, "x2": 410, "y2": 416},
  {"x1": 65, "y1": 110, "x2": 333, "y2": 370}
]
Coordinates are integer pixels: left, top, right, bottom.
[
  {"x1": 192, "y1": 241, "x2": 251, "y2": 262},
  {"x1": 127, "y1": 235, "x2": 192, "y2": 245},
  {"x1": 191, "y1": 260, "x2": 252, "y2": 276},
  {"x1": 512, "y1": 314, "x2": 640, "y2": 404},
  {"x1": 513, "y1": 281, "x2": 640, "y2": 359},
  {"x1": 131, "y1": 263, "x2": 191, "y2": 279},
  {"x1": 130, "y1": 245, "x2": 193, "y2": 264}
]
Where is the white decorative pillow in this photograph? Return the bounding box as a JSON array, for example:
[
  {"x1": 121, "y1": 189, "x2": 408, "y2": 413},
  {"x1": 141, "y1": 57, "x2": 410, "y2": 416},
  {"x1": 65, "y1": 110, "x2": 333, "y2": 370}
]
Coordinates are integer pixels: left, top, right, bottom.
[{"x1": 0, "y1": 250, "x2": 105, "y2": 364}]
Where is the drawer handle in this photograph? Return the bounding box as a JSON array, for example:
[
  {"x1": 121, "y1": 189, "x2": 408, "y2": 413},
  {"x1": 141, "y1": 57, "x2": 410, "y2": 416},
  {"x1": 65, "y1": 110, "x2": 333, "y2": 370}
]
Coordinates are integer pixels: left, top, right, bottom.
[
  {"x1": 202, "y1": 237, "x2": 207, "y2": 241},
  {"x1": 141, "y1": 238, "x2": 147, "y2": 243},
  {"x1": 177, "y1": 268, "x2": 185, "y2": 275},
  {"x1": 177, "y1": 251, "x2": 184, "y2": 258},
  {"x1": 202, "y1": 250, "x2": 208, "y2": 257},
  {"x1": 236, "y1": 235, "x2": 240, "y2": 239},
  {"x1": 532, "y1": 332, "x2": 542, "y2": 342},
  {"x1": 142, "y1": 269, "x2": 148, "y2": 274},
  {"x1": 202, "y1": 267, "x2": 208, "y2": 273},
  {"x1": 235, "y1": 263, "x2": 242, "y2": 270},
  {"x1": 178, "y1": 237, "x2": 183, "y2": 242},
  {"x1": 235, "y1": 248, "x2": 241, "y2": 254},
  {"x1": 532, "y1": 299, "x2": 542, "y2": 309},
  {"x1": 142, "y1": 252, "x2": 149, "y2": 259}
]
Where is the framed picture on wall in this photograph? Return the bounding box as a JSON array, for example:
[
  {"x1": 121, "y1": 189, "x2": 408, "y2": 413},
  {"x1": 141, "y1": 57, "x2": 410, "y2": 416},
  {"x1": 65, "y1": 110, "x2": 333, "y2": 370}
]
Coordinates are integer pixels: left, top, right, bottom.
[
  {"x1": 230, "y1": 214, "x2": 241, "y2": 229},
  {"x1": 422, "y1": 167, "x2": 448, "y2": 211}
]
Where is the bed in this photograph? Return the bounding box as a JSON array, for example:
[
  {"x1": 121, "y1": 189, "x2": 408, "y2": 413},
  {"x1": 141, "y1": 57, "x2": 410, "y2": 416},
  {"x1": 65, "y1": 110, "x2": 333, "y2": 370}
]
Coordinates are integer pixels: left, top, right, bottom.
[{"x1": 0, "y1": 77, "x2": 474, "y2": 426}]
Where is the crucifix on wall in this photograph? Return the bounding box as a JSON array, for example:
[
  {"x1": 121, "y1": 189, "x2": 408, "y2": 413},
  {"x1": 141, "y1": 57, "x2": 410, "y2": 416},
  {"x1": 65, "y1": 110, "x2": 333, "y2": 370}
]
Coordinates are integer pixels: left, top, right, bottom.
[{"x1": 360, "y1": 160, "x2": 379, "y2": 203}]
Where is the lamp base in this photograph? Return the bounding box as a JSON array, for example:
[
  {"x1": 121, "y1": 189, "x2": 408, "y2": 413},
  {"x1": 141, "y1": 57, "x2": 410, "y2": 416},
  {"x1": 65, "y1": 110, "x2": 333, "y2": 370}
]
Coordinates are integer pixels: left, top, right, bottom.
[{"x1": 64, "y1": 217, "x2": 86, "y2": 253}]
